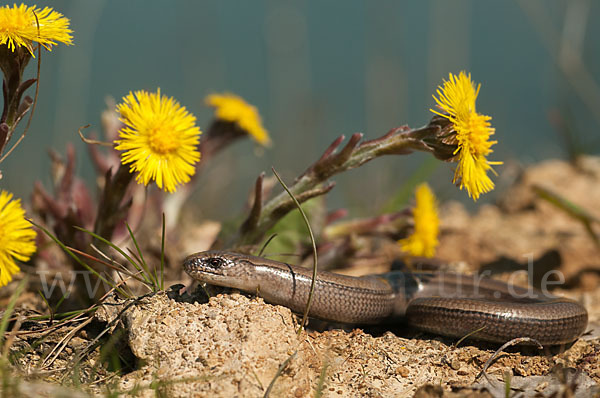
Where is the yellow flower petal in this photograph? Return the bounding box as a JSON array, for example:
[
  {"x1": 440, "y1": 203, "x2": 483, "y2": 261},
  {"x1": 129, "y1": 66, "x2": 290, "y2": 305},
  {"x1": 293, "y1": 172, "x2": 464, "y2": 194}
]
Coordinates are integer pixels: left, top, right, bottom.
[
  {"x1": 205, "y1": 93, "x2": 271, "y2": 146},
  {"x1": 114, "y1": 89, "x2": 202, "y2": 193},
  {"x1": 0, "y1": 190, "x2": 37, "y2": 287},
  {"x1": 431, "y1": 71, "x2": 502, "y2": 201},
  {"x1": 0, "y1": 3, "x2": 73, "y2": 55},
  {"x1": 399, "y1": 183, "x2": 439, "y2": 258}
]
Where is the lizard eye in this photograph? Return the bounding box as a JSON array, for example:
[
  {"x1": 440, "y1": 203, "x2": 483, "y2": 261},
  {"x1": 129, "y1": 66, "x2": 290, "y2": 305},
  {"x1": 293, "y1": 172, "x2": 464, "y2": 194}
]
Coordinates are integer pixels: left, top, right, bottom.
[{"x1": 207, "y1": 257, "x2": 224, "y2": 268}]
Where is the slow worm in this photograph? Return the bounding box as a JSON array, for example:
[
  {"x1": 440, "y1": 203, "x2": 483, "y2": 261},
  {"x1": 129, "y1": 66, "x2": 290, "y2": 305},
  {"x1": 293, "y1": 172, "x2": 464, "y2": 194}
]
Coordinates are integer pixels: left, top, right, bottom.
[{"x1": 183, "y1": 251, "x2": 588, "y2": 345}]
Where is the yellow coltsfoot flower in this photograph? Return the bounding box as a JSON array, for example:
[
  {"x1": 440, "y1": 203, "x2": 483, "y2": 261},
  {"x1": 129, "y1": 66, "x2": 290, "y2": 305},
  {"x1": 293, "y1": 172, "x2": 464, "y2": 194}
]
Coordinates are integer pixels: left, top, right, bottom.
[
  {"x1": 0, "y1": 190, "x2": 36, "y2": 287},
  {"x1": 205, "y1": 93, "x2": 271, "y2": 146},
  {"x1": 0, "y1": 3, "x2": 73, "y2": 55},
  {"x1": 399, "y1": 183, "x2": 439, "y2": 258},
  {"x1": 115, "y1": 89, "x2": 202, "y2": 193},
  {"x1": 432, "y1": 71, "x2": 502, "y2": 201}
]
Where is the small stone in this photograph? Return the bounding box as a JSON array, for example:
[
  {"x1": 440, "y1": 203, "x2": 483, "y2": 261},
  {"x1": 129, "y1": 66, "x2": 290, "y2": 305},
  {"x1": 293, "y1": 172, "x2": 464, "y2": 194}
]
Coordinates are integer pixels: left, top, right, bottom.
[
  {"x1": 535, "y1": 381, "x2": 548, "y2": 392},
  {"x1": 396, "y1": 366, "x2": 410, "y2": 377},
  {"x1": 450, "y1": 358, "x2": 461, "y2": 370},
  {"x1": 456, "y1": 367, "x2": 469, "y2": 376}
]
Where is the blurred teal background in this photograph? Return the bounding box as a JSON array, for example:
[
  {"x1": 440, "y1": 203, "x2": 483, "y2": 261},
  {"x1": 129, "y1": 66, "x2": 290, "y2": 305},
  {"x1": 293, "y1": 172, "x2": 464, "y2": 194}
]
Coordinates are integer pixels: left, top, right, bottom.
[{"x1": 2, "y1": 0, "x2": 599, "y2": 218}]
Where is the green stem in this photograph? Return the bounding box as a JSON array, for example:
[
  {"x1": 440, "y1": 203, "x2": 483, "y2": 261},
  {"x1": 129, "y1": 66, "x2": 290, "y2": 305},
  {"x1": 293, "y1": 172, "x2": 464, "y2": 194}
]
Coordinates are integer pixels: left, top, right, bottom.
[
  {"x1": 0, "y1": 45, "x2": 31, "y2": 153},
  {"x1": 230, "y1": 127, "x2": 433, "y2": 247}
]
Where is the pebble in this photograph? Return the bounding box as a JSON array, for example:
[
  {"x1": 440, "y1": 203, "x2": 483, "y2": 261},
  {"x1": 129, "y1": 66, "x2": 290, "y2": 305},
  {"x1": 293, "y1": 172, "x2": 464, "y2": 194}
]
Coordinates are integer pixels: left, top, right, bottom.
[{"x1": 396, "y1": 366, "x2": 410, "y2": 377}]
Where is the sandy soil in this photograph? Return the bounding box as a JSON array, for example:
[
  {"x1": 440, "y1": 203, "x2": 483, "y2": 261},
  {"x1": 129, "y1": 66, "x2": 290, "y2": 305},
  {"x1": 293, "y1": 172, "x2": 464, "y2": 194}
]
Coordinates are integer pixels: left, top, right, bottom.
[{"x1": 5, "y1": 156, "x2": 600, "y2": 397}]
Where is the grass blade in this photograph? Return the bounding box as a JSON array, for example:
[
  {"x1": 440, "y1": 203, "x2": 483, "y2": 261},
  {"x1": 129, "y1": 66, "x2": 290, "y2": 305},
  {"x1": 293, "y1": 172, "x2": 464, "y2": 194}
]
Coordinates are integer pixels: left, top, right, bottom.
[
  {"x1": 263, "y1": 350, "x2": 297, "y2": 398},
  {"x1": 73, "y1": 225, "x2": 154, "y2": 286},
  {"x1": 65, "y1": 245, "x2": 147, "y2": 285},
  {"x1": 160, "y1": 213, "x2": 166, "y2": 290},
  {"x1": 271, "y1": 168, "x2": 318, "y2": 334},
  {"x1": 125, "y1": 222, "x2": 157, "y2": 289},
  {"x1": 533, "y1": 184, "x2": 600, "y2": 249},
  {"x1": 31, "y1": 220, "x2": 127, "y2": 297},
  {"x1": 0, "y1": 278, "x2": 28, "y2": 349}
]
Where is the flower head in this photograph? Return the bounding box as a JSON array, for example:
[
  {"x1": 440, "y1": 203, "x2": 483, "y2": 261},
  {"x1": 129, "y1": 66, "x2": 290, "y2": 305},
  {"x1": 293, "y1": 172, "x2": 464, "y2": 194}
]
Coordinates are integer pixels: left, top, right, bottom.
[
  {"x1": 432, "y1": 71, "x2": 501, "y2": 200},
  {"x1": 114, "y1": 89, "x2": 202, "y2": 193},
  {"x1": 0, "y1": 3, "x2": 73, "y2": 55},
  {"x1": 399, "y1": 183, "x2": 439, "y2": 258},
  {"x1": 0, "y1": 190, "x2": 36, "y2": 287},
  {"x1": 205, "y1": 93, "x2": 271, "y2": 146}
]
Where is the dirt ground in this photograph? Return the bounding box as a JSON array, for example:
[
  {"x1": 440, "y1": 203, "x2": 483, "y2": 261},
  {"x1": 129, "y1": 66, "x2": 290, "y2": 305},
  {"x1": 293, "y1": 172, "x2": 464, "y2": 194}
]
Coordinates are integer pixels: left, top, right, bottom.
[{"x1": 4, "y1": 156, "x2": 600, "y2": 397}]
